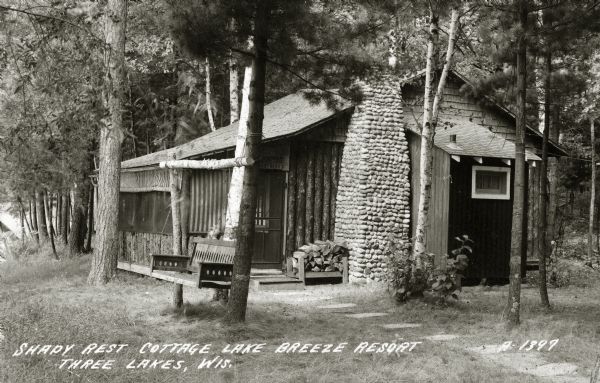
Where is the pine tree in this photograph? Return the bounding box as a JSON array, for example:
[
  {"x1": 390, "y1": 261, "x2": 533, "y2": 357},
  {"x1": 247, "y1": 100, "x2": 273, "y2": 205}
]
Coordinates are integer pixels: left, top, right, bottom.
[{"x1": 88, "y1": 0, "x2": 128, "y2": 285}]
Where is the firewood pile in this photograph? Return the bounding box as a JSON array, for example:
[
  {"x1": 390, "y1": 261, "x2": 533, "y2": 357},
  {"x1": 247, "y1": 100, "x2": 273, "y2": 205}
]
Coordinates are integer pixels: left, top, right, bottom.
[{"x1": 292, "y1": 240, "x2": 349, "y2": 273}]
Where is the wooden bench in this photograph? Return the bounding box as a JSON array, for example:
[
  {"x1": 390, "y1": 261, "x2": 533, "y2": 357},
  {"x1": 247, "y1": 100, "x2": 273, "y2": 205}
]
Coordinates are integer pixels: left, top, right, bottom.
[
  {"x1": 292, "y1": 252, "x2": 349, "y2": 284},
  {"x1": 151, "y1": 237, "x2": 236, "y2": 289}
]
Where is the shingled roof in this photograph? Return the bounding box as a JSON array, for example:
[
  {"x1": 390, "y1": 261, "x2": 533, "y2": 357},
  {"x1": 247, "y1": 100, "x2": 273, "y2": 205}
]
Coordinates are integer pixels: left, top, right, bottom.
[
  {"x1": 434, "y1": 118, "x2": 541, "y2": 161},
  {"x1": 121, "y1": 91, "x2": 352, "y2": 169}
]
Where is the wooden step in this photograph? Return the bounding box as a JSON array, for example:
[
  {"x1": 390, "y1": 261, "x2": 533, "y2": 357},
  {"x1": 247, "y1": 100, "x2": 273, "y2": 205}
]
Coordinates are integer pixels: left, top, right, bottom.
[{"x1": 250, "y1": 274, "x2": 304, "y2": 290}]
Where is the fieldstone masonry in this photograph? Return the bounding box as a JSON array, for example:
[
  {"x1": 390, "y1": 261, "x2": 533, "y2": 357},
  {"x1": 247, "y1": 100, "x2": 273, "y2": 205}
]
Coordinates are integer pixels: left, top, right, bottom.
[{"x1": 334, "y1": 75, "x2": 411, "y2": 282}]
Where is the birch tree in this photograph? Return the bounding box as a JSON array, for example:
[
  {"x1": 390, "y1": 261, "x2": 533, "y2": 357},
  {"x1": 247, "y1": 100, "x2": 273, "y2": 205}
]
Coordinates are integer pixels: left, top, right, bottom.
[
  {"x1": 88, "y1": 0, "x2": 128, "y2": 285},
  {"x1": 413, "y1": 7, "x2": 460, "y2": 278},
  {"x1": 223, "y1": 66, "x2": 252, "y2": 240}
]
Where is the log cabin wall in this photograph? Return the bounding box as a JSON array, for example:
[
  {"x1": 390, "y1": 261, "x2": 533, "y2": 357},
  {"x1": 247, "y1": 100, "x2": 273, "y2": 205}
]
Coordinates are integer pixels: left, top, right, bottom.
[
  {"x1": 407, "y1": 132, "x2": 451, "y2": 267},
  {"x1": 335, "y1": 76, "x2": 411, "y2": 282},
  {"x1": 284, "y1": 113, "x2": 350, "y2": 259},
  {"x1": 284, "y1": 140, "x2": 344, "y2": 259}
]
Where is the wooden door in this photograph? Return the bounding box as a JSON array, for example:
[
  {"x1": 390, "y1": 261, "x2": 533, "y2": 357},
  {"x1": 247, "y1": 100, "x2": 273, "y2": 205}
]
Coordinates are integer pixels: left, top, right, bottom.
[{"x1": 253, "y1": 171, "x2": 286, "y2": 269}]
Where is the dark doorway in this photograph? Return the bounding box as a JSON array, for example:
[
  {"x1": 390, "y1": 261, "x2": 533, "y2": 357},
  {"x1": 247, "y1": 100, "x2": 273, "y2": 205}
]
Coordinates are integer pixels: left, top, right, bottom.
[{"x1": 253, "y1": 171, "x2": 286, "y2": 269}]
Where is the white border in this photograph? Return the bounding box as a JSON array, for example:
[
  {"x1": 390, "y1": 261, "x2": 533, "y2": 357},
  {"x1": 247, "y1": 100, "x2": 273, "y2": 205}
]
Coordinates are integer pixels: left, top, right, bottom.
[{"x1": 471, "y1": 165, "x2": 511, "y2": 200}]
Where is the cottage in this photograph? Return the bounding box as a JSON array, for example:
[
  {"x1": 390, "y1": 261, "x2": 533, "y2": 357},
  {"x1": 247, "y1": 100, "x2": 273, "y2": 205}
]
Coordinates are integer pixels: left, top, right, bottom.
[{"x1": 114, "y1": 70, "x2": 565, "y2": 283}]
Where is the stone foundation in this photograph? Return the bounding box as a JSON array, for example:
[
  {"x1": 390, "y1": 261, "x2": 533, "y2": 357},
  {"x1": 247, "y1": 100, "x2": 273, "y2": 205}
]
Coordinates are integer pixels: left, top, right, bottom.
[{"x1": 334, "y1": 75, "x2": 411, "y2": 282}]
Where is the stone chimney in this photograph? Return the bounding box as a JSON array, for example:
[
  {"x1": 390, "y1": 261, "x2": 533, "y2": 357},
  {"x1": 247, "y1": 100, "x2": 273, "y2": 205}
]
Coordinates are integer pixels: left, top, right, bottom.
[{"x1": 334, "y1": 75, "x2": 411, "y2": 282}]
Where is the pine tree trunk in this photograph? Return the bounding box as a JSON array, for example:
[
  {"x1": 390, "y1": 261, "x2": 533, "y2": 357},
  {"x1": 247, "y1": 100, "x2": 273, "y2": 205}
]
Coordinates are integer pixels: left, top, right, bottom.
[
  {"x1": 35, "y1": 190, "x2": 48, "y2": 243},
  {"x1": 505, "y1": 0, "x2": 528, "y2": 328},
  {"x1": 169, "y1": 161, "x2": 184, "y2": 308},
  {"x1": 537, "y1": 51, "x2": 551, "y2": 309},
  {"x1": 57, "y1": 193, "x2": 63, "y2": 237},
  {"x1": 61, "y1": 194, "x2": 69, "y2": 245},
  {"x1": 85, "y1": 185, "x2": 94, "y2": 253},
  {"x1": 205, "y1": 58, "x2": 216, "y2": 131},
  {"x1": 69, "y1": 184, "x2": 89, "y2": 256},
  {"x1": 223, "y1": 66, "x2": 253, "y2": 240},
  {"x1": 589, "y1": 118, "x2": 596, "y2": 261},
  {"x1": 30, "y1": 198, "x2": 39, "y2": 243},
  {"x1": 226, "y1": 1, "x2": 269, "y2": 323},
  {"x1": 547, "y1": 105, "x2": 560, "y2": 244},
  {"x1": 229, "y1": 54, "x2": 239, "y2": 124},
  {"x1": 44, "y1": 190, "x2": 59, "y2": 259},
  {"x1": 413, "y1": 8, "x2": 458, "y2": 276},
  {"x1": 88, "y1": 0, "x2": 127, "y2": 285}
]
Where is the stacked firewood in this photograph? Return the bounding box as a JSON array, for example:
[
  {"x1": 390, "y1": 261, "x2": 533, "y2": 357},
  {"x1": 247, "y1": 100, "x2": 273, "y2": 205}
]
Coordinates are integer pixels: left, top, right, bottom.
[{"x1": 293, "y1": 240, "x2": 349, "y2": 273}]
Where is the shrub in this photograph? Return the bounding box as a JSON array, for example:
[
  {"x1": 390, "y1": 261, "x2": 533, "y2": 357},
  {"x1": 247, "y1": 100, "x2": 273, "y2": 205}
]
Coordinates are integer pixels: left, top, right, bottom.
[
  {"x1": 384, "y1": 238, "x2": 433, "y2": 303},
  {"x1": 385, "y1": 235, "x2": 471, "y2": 304}
]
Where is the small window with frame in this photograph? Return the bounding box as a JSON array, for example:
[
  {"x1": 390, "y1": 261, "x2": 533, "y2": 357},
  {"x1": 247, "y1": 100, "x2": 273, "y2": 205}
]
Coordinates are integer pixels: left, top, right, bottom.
[{"x1": 471, "y1": 166, "x2": 510, "y2": 200}]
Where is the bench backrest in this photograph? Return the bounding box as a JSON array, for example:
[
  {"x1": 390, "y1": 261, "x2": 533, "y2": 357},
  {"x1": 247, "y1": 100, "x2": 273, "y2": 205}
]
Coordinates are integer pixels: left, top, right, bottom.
[{"x1": 190, "y1": 237, "x2": 236, "y2": 265}]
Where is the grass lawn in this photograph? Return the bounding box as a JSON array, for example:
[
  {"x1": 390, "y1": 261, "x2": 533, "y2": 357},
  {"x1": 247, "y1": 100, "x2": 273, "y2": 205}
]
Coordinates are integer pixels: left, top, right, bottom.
[{"x1": 1, "y1": 251, "x2": 599, "y2": 383}]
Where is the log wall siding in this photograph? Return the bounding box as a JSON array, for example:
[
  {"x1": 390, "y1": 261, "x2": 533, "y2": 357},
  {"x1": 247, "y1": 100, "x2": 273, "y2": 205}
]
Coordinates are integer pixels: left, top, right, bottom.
[
  {"x1": 285, "y1": 141, "x2": 343, "y2": 259},
  {"x1": 408, "y1": 132, "x2": 450, "y2": 267},
  {"x1": 335, "y1": 76, "x2": 411, "y2": 282},
  {"x1": 118, "y1": 231, "x2": 174, "y2": 265}
]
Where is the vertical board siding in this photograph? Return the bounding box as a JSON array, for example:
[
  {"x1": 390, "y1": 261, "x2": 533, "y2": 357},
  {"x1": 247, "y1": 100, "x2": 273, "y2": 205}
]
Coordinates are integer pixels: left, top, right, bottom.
[
  {"x1": 408, "y1": 133, "x2": 451, "y2": 266},
  {"x1": 285, "y1": 141, "x2": 344, "y2": 258},
  {"x1": 447, "y1": 157, "x2": 515, "y2": 279},
  {"x1": 189, "y1": 169, "x2": 232, "y2": 234}
]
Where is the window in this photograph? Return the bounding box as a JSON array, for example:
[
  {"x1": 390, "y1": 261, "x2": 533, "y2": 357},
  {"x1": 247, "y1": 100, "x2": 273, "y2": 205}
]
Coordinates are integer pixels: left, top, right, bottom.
[{"x1": 471, "y1": 166, "x2": 510, "y2": 200}]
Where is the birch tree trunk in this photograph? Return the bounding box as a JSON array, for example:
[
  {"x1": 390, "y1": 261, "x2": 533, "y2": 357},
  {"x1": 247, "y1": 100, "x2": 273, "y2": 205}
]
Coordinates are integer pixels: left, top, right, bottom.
[
  {"x1": 88, "y1": 0, "x2": 127, "y2": 285},
  {"x1": 169, "y1": 159, "x2": 183, "y2": 308},
  {"x1": 205, "y1": 58, "x2": 216, "y2": 131},
  {"x1": 229, "y1": 54, "x2": 239, "y2": 124},
  {"x1": 413, "y1": 8, "x2": 458, "y2": 277},
  {"x1": 505, "y1": 0, "x2": 528, "y2": 328},
  {"x1": 223, "y1": 66, "x2": 253, "y2": 240},
  {"x1": 226, "y1": 1, "x2": 269, "y2": 323},
  {"x1": 537, "y1": 51, "x2": 551, "y2": 309},
  {"x1": 589, "y1": 118, "x2": 596, "y2": 261},
  {"x1": 35, "y1": 190, "x2": 48, "y2": 243}
]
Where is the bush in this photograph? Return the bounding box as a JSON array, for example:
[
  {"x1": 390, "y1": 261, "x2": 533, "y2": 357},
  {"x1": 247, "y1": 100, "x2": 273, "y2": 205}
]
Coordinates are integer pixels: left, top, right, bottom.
[
  {"x1": 384, "y1": 238, "x2": 433, "y2": 303},
  {"x1": 385, "y1": 235, "x2": 471, "y2": 304}
]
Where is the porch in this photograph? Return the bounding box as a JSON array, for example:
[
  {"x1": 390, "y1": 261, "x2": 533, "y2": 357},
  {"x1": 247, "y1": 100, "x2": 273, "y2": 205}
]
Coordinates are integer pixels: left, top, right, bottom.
[{"x1": 117, "y1": 261, "x2": 305, "y2": 290}]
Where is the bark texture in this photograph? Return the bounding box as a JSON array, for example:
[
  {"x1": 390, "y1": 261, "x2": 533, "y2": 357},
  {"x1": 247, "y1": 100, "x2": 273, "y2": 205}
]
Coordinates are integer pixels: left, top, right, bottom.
[
  {"x1": 69, "y1": 183, "x2": 89, "y2": 256},
  {"x1": 35, "y1": 190, "x2": 48, "y2": 243},
  {"x1": 223, "y1": 66, "x2": 253, "y2": 240},
  {"x1": 43, "y1": 191, "x2": 58, "y2": 259},
  {"x1": 169, "y1": 161, "x2": 184, "y2": 308},
  {"x1": 537, "y1": 51, "x2": 551, "y2": 308},
  {"x1": 88, "y1": 0, "x2": 127, "y2": 285},
  {"x1": 61, "y1": 193, "x2": 69, "y2": 245},
  {"x1": 226, "y1": 1, "x2": 269, "y2": 323},
  {"x1": 205, "y1": 58, "x2": 216, "y2": 131},
  {"x1": 413, "y1": 8, "x2": 459, "y2": 274},
  {"x1": 229, "y1": 54, "x2": 239, "y2": 124},
  {"x1": 85, "y1": 185, "x2": 94, "y2": 252},
  {"x1": 505, "y1": 0, "x2": 528, "y2": 328},
  {"x1": 590, "y1": 118, "x2": 596, "y2": 261}
]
